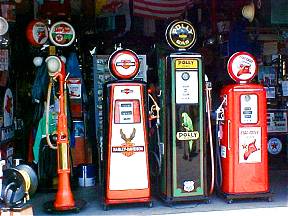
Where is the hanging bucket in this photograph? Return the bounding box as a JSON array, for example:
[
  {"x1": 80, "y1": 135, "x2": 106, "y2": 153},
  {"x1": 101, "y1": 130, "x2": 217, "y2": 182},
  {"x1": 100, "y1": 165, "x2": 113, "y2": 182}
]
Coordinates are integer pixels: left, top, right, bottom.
[{"x1": 77, "y1": 164, "x2": 96, "y2": 187}]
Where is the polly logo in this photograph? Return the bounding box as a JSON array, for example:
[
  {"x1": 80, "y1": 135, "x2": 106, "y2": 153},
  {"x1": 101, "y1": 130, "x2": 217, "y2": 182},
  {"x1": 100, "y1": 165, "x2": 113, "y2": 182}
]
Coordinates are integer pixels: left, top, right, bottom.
[
  {"x1": 166, "y1": 20, "x2": 196, "y2": 50},
  {"x1": 176, "y1": 131, "x2": 199, "y2": 140}
]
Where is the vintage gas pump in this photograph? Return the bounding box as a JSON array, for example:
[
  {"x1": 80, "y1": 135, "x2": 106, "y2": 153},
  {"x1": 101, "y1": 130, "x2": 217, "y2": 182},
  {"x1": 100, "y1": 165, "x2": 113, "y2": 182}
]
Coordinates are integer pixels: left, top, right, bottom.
[
  {"x1": 157, "y1": 20, "x2": 214, "y2": 204},
  {"x1": 215, "y1": 52, "x2": 272, "y2": 203},
  {"x1": 103, "y1": 48, "x2": 152, "y2": 209},
  {"x1": 42, "y1": 56, "x2": 85, "y2": 213}
]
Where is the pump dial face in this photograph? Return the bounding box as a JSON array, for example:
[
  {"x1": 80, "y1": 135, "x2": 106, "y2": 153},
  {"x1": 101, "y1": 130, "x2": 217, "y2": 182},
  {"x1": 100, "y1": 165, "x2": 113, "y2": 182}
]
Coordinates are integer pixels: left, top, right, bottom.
[
  {"x1": 227, "y1": 52, "x2": 258, "y2": 83},
  {"x1": 109, "y1": 49, "x2": 140, "y2": 80},
  {"x1": 165, "y1": 20, "x2": 196, "y2": 50}
]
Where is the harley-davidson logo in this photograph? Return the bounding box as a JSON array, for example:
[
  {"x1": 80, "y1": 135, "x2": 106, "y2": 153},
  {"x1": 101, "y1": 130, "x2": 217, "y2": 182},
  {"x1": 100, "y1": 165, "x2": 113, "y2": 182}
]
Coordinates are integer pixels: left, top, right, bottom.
[
  {"x1": 112, "y1": 128, "x2": 144, "y2": 157},
  {"x1": 116, "y1": 60, "x2": 135, "y2": 69},
  {"x1": 112, "y1": 145, "x2": 144, "y2": 157},
  {"x1": 121, "y1": 88, "x2": 133, "y2": 94}
]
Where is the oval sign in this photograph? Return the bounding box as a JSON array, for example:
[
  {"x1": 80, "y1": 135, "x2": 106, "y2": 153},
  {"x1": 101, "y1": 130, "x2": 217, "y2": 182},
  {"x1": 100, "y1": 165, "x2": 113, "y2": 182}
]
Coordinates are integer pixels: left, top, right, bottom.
[
  {"x1": 49, "y1": 21, "x2": 75, "y2": 47},
  {"x1": 165, "y1": 20, "x2": 196, "y2": 50},
  {"x1": 108, "y1": 49, "x2": 140, "y2": 80},
  {"x1": 227, "y1": 52, "x2": 258, "y2": 82},
  {"x1": 0, "y1": 17, "x2": 8, "y2": 36},
  {"x1": 26, "y1": 20, "x2": 48, "y2": 46},
  {"x1": 268, "y1": 137, "x2": 282, "y2": 155}
]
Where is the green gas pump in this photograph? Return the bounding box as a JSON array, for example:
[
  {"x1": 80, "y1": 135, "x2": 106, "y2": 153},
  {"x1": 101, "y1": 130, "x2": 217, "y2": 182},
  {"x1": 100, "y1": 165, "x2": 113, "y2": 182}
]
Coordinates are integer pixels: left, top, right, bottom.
[{"x1": 156, "y1": 20, "x2": 213, "y2": 204}]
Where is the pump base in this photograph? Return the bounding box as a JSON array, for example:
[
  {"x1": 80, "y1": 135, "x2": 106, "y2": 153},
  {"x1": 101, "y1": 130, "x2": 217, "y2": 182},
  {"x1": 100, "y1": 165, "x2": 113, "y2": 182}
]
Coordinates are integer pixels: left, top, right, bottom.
[
  {"x1": 104, "y1": 198, "x2": 152, "y2": 210},
  {"x1": 43, "y1": 199, "x2": 86, "y2": 214},
  {"x1": 217, "y1": 191, "x2": 273, "y2": 204},
  {"x1": 159, "y1": 194, "x2": 210, "y2": 206}
]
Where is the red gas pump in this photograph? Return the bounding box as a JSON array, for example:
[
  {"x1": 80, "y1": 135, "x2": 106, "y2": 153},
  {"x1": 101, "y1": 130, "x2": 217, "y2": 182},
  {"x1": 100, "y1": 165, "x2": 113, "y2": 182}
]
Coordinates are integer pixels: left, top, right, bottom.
[
  {"x1": 103, "y1": 48, "x2": 152, "y2": 210},
  {"x1": 216, "y1": 52, "x2": 273, "y2": 203}
]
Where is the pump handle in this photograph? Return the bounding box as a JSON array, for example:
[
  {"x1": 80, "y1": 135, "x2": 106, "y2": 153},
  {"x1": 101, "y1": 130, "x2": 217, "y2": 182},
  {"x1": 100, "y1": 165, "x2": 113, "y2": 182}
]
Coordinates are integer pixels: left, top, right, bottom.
[{"x1": 227, "y1": 120, "x2": 231, "y2": 151}]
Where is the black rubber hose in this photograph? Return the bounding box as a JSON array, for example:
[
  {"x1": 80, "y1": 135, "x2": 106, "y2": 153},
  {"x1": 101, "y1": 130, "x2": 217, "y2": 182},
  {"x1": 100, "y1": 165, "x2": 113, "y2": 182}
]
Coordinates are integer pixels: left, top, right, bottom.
[{"x1": 215, "y1": 121, "x2": 223, "y2": 191}]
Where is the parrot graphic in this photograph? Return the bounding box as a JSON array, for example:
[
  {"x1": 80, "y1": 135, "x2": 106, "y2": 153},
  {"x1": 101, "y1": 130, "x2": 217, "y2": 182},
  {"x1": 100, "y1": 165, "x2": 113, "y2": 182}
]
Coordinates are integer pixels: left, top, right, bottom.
[{"x1": 181, "y1": 112, "x2": 194, "y2": 160}]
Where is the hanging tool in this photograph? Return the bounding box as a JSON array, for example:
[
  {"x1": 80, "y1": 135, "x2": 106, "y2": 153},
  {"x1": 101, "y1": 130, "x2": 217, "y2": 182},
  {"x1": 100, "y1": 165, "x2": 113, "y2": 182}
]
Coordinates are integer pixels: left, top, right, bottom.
[{"x1": 148, "y1": 91, "x2": 162, "y2": 176}]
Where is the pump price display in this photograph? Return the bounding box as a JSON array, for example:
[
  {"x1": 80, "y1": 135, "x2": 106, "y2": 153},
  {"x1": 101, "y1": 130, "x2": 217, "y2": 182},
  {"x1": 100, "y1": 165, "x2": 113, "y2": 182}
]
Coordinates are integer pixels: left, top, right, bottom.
[
  {"x1": 114, "y1": 100, "x2": 141, "y2": 124},
  {"x1": 119, "y1": 102, "x2": 134, "y2": 123},
  {"x1": 240, "y1": 94, "x2": 258, "y2": 124}
]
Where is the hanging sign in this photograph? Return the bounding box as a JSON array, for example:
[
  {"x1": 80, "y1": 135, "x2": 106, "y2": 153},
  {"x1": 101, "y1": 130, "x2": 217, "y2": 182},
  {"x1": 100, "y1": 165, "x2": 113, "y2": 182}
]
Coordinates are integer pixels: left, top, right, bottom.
[
  {"x1": 3, "y1": 88, "x2": 13, "y2": 127},
  {"x1": 26, "y1": 20, "x2": 48, "y2": 46},
  {"x1": 165, "y1": 20, "x2": 196, "y2": 50},
  {"x1": 227, "y1": 51, "x2": 258, "y2": 83},
  {"x1": 49, "y1": 21, "x2": 75, "y2": 47},
  {"x1": 108, "y1": 49, "x2": 140, "y2": 80}
]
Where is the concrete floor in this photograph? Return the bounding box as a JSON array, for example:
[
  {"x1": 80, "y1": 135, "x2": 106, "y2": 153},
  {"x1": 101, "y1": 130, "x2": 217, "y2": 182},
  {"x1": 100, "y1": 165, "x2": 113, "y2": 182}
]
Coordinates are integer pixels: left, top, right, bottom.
[{"x1": 29, "y1": 169, "x2": 288, "y2": 215}]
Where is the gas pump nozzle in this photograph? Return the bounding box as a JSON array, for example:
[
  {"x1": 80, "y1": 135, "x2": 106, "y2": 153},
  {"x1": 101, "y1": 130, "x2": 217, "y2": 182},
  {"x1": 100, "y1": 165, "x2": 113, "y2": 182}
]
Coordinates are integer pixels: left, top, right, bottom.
[
  {"x1": 215, "y1": 95, "x2": 227, "y2": 191},
  {"x1": 148, "y1": 93, "x2": 160, "y2": 125}
]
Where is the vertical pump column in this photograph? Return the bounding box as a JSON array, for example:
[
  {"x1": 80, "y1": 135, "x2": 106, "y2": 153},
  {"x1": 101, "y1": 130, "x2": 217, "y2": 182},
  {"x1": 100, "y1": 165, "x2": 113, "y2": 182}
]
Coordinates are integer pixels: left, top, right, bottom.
[
  {"x1": 217, "y1": 51, "x2": 272, "y2": 203},
  {"x1": 103, "y1": 48, "x2": 152, "y2": 210},
  {"x1": 157, "y1": 20, "x2": 211, "y2": 204}
]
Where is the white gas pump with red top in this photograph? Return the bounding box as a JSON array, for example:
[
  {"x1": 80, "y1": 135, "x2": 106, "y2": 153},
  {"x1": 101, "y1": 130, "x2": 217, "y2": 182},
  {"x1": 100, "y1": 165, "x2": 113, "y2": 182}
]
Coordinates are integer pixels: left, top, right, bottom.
[{"x1": 103, "y1": 48, "x2": 152, "y2": 210}]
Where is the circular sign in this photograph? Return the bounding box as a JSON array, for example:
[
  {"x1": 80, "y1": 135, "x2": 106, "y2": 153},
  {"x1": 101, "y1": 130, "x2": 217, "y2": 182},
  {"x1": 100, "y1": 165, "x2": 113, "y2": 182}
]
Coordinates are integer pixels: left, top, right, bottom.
[
  {"x1": 108, "y1": 49, "x2": 140, "y2": 80},
  {"x1": 268, "y1": 137, "x2": 282, "y2": 155},
  {"x1": 49, "y1": 21, "x2": 75, "y2": 47},
  {"x1": 227, "y1": 51, "x2": 258, "y2": 83},
  {"x1": 165, "y1": 20, "x2": 196, "y2": 50},
  {"x1": 26, "y1": 20, "x2": 48, "y2": 46},
  {"x1": 0, "y1": 17, "x2": 8, "y2": 36}
]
